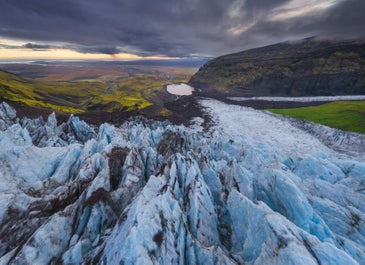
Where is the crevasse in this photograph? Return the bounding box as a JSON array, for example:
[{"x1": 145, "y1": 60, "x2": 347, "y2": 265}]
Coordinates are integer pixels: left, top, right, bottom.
[{"x1": 0, "y1": 100, "x2": 364, "y2": 265}]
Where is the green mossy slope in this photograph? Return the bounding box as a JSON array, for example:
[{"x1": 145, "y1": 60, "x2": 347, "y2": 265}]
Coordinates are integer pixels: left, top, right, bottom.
[
  {"x1": 0, "y1": 70, "x2": 177, "y2": 114},
  {"x1": 269, "y1": 101, "x2": 365, "y2": 134},
  {"x1": 190, "y1": 39, "x2": 365, "y2": 96}
]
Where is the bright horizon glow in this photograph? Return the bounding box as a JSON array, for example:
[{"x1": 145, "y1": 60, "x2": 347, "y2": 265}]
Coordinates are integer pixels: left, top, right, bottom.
[
  {"x1": 0, "y1": 48, "x2": 173, "y2": 61},
  {"x1": 0, "y1": 38, "x2": 173, "y2": 61}
]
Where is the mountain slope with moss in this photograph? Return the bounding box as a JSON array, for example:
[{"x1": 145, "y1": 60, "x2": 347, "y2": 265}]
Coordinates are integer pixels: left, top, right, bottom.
[
  {"x1": 0, "y1": 69, "x2": 184, "y2": 116},
  {"x1": 190, "y1": 39, "x2": 365, "y2": 96}
]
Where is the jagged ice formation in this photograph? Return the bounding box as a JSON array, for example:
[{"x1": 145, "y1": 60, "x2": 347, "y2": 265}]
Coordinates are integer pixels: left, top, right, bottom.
[{"x1": 0, "y1": 100, "x2": 364, "y2": 264}]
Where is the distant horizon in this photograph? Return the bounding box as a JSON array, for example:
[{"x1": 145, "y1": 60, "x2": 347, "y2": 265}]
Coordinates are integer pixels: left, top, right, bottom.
[
  {"x1": 1, "y1": 36, "x2": 364, "y2": 62},
  {"x1": 1, "y1": 0, "x2": 364, "y2": 60},
  {"x1": 0, "y1": 57, "x2": 209, "y2": 68}
]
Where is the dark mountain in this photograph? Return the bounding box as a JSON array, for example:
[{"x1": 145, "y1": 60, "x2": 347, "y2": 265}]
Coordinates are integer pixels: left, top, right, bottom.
[{"x1": 190, "y1": 39, "x2": 365, "y2": 96}]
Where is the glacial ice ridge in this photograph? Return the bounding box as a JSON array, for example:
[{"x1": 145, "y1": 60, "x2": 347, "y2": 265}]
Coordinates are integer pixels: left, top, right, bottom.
[{"x1": 0, "y1": 100, "x2": 364, "y2": 264}]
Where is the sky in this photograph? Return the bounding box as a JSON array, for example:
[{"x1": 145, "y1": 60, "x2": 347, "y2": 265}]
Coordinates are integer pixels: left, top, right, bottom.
[{"x1": 0, "y1": 0, "x2": 364, "y2": 60}]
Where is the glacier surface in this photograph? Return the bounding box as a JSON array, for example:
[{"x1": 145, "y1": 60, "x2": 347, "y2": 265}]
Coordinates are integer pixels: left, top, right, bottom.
[
  {"x1": 0, "y1": 100, "x2": 364, "y2": 264},
  {"x1": 228, "y1": 95, "x2": 365, "y2": 102}
]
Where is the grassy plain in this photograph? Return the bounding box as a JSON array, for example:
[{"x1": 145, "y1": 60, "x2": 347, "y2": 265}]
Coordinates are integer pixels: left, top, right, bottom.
[{"x1": 269, "y1": 101, "x2": 365, "y2": 134}]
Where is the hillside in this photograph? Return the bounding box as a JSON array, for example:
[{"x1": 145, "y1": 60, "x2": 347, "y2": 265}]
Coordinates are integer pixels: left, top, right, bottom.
[
  {"x1": 0, "y1": 70, "x2": 99, "y2": 113},
  {"x1": 0, "y1": 67, "x2": 191, "y2": 123},
  {"x1": 190, "y1": 39, "x2": 365, "y2": 96}
]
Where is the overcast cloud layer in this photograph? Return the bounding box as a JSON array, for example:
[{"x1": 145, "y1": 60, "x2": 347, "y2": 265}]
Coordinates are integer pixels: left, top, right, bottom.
[{"x1": 0, "y1": 0, "x2": 364, "y2": 57}]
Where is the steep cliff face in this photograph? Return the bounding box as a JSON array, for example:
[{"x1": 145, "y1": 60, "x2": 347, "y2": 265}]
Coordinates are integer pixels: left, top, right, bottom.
[
  {"x1": 190, "y1": 39, "x2": 365, "y2": 96},
  {"x1": 0, "y1": 101, "x2": 364, "y2": 264}
]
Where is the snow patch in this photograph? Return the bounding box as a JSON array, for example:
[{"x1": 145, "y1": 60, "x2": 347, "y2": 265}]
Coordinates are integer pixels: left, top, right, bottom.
[{"x1": 166, "y1": 83, "x2": 194, "y2": 95}]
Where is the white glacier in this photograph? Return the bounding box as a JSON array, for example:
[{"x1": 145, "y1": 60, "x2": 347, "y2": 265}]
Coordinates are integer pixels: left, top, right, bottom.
[
  {"x1": 228, "y1": 95, "x2": 365, "y2": 102},
  {"x1": 0, "y1": 100, "x2": 364, "y2": 264}
]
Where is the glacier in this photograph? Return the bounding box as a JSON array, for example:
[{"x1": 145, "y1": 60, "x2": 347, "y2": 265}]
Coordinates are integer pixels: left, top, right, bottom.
[
  {"x1": 0, "y1": 100, "x2": 364, "y2": 264},
  {"x1": 227, "y1": 95, "x2": 365, "y2": 102}
]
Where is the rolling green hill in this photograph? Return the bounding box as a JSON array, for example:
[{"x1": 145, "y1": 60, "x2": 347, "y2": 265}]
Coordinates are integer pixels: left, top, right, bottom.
[
  {"x1": 0, "y1": 70, "x2": 178, "y2": 115},
  {"x1": 190, "y1": 39, "x2": 365, "y2": 96},
  {"x1": 0, "y1": 70, "x2": 107, "y2": 113}
]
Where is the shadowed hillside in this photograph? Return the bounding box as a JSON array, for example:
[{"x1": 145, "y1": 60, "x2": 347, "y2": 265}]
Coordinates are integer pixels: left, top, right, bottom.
[{"x1": 190, "y1": 39, "x2": 365, "y2": 96}]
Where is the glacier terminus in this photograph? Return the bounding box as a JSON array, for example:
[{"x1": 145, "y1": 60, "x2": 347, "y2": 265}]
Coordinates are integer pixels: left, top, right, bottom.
[{"x1": 0, "y1": 99, "x2": 364, "y2": 264}]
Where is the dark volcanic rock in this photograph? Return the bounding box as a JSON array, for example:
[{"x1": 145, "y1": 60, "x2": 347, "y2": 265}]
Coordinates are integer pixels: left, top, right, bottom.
[{"x1": 190, "y1": 39, "x2": 365, "y2": 96}]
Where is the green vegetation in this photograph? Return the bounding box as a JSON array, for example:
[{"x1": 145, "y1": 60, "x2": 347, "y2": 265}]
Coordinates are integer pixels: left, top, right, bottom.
[
  {"x1": 159, "y1": 108, "x2": 172, "y2": 116},
  {"x1": 91, "y1": 75, "x2": 155, "y2": 112},
  {"x1": 0, "y1": 70, "x2": 185, "y2": 114},
  {"x1": 0, "y1": 70, "x2": 109, "y2": 113},
  {"x1": 190, "y1": 39, "x2": 365, "y2": 96},
  {"x1": 269, "y1": 101, "x2": 365, "y2": 134}
]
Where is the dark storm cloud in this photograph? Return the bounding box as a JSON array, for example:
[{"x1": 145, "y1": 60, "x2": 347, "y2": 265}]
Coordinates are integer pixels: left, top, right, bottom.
[
  {"x1": 0, "y1": 43, "x2": 18, "y2": 49},
  {"x1": 23, "y1": 43, "x2": 52, "y2": 50},
  {"x1": 0, "y1": 0, "x2": 363, "y2": 57},
  {"x1": 74, "y1": 46, "x2": 122, "y2": 55},
  {"x1": 231, "y1": 0, "x2": 365, "y2": 50},
  {"x1": 320, "y1": 0, "x2": 365, "y2": 38}
]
